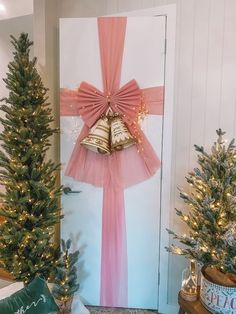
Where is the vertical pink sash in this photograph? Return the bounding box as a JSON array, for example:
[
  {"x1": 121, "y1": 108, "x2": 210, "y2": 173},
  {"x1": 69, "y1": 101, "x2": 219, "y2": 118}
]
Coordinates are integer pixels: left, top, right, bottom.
[
  {"x1": 99, "y1": 18, "x2": 128, "y2": 306},
  {"x1": 101, "y1": 156, "x2": 128, "y2": 306}
]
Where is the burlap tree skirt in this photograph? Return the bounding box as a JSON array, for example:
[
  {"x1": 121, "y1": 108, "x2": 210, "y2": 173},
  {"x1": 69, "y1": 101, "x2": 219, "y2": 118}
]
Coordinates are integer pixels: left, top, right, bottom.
[
  {"x1": 56, "y1": 297, "x2": 73, "y2": 314},
  {"x1": 203, "y1": 266, "x2": 236, "y2": 287}
]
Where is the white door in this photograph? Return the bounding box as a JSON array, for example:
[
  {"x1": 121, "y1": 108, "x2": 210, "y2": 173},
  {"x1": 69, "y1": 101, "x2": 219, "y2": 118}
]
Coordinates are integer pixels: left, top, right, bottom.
[{"x1": 60, "y1": 8, "x2": 175, "y2": 311}]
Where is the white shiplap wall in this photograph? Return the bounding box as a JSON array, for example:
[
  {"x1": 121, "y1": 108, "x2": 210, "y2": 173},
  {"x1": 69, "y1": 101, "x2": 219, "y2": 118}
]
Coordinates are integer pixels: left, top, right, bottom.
[{"x1": 34, "y1": 0, "x2": 236, "y2": 308}]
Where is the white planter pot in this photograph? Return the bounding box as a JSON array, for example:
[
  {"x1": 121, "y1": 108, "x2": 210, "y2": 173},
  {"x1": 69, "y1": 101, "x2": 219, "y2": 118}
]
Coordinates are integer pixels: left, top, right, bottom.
[{"x1": 200, "y1": 271, "x2": 236, "y2": 314}]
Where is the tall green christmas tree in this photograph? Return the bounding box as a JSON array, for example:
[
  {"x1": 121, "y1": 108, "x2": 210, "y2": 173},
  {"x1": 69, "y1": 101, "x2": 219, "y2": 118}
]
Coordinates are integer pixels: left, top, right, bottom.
[
  {"x1": 167, "y1": 129, "x2": 236, "y2": 275},
  {"x1": 0, "y1": 33, "x2": 62, "y2": 283}
]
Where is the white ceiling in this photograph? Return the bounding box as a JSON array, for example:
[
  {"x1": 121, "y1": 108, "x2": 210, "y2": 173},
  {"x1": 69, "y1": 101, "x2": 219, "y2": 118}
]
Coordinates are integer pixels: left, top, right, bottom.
[{"x1": 0, "y1": 0, "x2": 33, "y2": 20}]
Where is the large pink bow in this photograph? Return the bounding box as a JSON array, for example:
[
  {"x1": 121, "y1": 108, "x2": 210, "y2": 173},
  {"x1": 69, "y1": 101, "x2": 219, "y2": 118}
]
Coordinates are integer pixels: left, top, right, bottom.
[
  {"x1": 60, "y1": 17, "x2": 164, "y2": 307},
  {"x1": 77, "y1": 80, "x2": 141, "y2": 129}
]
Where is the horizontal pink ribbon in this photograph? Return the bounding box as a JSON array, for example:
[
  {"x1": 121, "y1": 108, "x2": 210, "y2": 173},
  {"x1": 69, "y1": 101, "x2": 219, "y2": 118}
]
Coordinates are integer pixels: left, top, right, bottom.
[
  {"x1": 60, "y1": 17, "x2": 164, "y2": 307},
  {"x1": 60, "y1": 85, "x2": 163, "y2": 117}
]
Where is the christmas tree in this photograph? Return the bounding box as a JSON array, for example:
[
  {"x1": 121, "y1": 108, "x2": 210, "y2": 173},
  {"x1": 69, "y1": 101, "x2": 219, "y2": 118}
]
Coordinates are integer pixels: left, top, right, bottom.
[
  {"x1": 167, "y1": 129, "x2": 236, "y2": 275},
  {"x1": 53, "y1": 239, "x2": 80, "y2": 309},
  {"x1": 0, "y1": 33, "x2": 62, "y2": 283}
]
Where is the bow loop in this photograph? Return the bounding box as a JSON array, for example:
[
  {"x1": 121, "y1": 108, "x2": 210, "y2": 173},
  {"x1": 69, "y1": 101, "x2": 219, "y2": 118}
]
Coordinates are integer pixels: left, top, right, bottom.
[
  {"x1": 110, "y1": 79, "x2": 141, "y2": 125},
  {"x1": 77, "y1": 81, "x2": 107, "y2": 127}
]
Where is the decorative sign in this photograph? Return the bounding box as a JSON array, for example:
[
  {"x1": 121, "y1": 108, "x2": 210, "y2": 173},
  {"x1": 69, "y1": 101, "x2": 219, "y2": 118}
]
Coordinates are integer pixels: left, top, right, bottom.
[{"x1": 201, "y1": 274, "x2": 236, "y2": 314}]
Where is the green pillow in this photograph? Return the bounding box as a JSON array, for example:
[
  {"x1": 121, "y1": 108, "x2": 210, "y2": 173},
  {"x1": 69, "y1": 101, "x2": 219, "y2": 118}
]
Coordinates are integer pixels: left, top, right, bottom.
[{"x1": 0, "y1": 276, "x2": 59, "y2": 314}]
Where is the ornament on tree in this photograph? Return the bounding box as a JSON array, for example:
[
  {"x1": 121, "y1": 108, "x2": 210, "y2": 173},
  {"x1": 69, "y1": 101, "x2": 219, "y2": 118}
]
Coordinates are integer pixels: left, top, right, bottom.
[
  {"x1": 223, "y1": 223, "x2": 236, "y2": 247},
  {"x1": 52, "y1": 239, "x2": 80, "y2": 314},
  {"x1": 0, "y1": 33, "x2": 63, "y2": 284}
]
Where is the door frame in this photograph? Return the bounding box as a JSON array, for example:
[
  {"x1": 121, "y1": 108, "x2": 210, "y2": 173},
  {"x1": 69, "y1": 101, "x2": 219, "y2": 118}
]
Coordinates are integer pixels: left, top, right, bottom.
[{"x1": 111, "y1": 5, "x2": 177, "y2": 314}]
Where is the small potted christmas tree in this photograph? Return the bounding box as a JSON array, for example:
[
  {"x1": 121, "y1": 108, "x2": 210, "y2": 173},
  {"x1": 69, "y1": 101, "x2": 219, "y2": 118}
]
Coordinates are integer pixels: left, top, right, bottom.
[
  {"x1": 53, "y1": 239, "x2": 80, "y2": 314},
  {"x1": 0, "y1": 33, "x2": 62, "y2": 284},
  {"x1": 167, "y1": 129, "x2": 236, "y2": 313}
]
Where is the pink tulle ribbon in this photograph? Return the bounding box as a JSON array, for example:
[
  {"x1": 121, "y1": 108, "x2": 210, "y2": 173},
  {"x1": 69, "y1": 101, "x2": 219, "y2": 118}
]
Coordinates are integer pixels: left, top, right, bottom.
[{"x1": 60, "y1": 17, "x2": 164, "y2": 307}]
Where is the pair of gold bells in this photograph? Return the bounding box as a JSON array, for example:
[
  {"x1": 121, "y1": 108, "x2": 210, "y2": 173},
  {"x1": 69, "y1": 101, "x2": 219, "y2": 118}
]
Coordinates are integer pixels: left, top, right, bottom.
[{"x1": 80, "y1": 112, "x2": 136, "y2": 155}]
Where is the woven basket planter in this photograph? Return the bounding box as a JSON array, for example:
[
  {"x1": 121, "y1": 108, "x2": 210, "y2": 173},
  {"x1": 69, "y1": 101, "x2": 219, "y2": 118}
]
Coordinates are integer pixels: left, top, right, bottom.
[{"x1": 56, "y1": 297, "x2": 73, "y2": 314}]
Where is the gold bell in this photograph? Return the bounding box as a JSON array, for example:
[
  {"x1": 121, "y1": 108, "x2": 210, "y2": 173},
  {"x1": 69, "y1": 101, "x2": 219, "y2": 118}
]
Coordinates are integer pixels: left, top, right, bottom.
[
  {"x1": 80, "y1": 116, "x2": 110, "y2": 154},
  {"x1": 110, "y1": 115, "x2": 136, "y2": 151}
]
